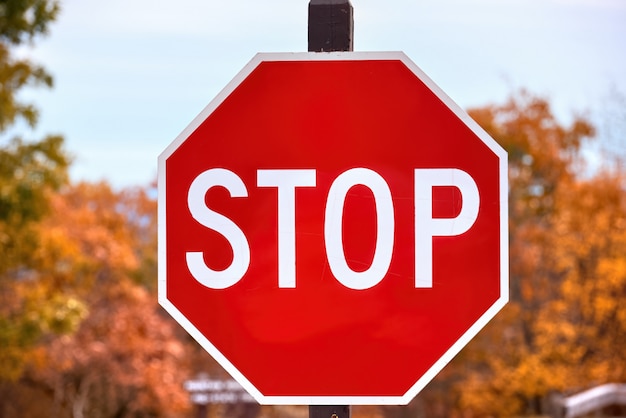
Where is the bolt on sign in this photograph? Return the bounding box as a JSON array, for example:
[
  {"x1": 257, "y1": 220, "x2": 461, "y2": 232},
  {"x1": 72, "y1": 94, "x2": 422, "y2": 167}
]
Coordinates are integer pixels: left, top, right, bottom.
[{"x1": 158, "y1": 52, "x2": 509, "y2": 405}]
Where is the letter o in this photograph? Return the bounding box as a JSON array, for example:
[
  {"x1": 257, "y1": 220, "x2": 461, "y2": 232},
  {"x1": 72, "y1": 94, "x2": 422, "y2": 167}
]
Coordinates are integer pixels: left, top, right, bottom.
[{"x1": 324, "y1": 168, "x2": 395, "y2": 290}]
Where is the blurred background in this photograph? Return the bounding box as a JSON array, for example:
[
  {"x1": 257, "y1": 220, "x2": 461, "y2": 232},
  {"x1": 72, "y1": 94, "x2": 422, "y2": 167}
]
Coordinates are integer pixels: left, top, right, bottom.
[{"x1": 1, "y1": 0, "x2": 625, "y2": 417}]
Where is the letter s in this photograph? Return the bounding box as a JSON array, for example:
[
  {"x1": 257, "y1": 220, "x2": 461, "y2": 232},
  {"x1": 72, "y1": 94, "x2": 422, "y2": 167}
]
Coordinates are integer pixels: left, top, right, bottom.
[{"x1": 186, "y1": 168, "x2": 250, "y2": 289}]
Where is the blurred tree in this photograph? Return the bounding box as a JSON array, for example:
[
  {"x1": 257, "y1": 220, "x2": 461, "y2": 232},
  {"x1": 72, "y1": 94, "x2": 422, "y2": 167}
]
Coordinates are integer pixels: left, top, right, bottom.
[
  {"x1": 0, "y1": 0, "x2": 60, "y2": 130},
  {"x1": 0, "y1": 0, "x2": 78, "y2": 386},
  {"x1": 37, "y1": 282, "x2": 189, "y2": 418},
  {"x1": 33, "y1": 182, "x2": 142, "y2": 292},
  {"x1": 0, "y1": 135, "x2": 68, "y2": 276},
  {"x1": 438, "y1": 92, "x2": 624, "y2": 417},
  {"x1": 119, "y1": 183, "x2": 159, "y2": 291},
  {"x1": 0, "y1": 0, "x2": 65, "y2": 280},
  {"x1": 457, "y1": 171, "x2": 626, "y2": 417},
  {"x1": 537, "y1": 170, "x2": 626, "y2": 386},
  {"x1": 1, "y1": 181, "x2": 193, "y2": 417},
  {"x1": 0, "y1": 0, "x2": 92, "y2": 415}
]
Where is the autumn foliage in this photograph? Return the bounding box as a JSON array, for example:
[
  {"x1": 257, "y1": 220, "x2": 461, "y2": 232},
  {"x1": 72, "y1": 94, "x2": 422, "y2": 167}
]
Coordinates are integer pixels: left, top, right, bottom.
[{"x1": 428, "y1": 93, "x2": 625, "y2": 417}]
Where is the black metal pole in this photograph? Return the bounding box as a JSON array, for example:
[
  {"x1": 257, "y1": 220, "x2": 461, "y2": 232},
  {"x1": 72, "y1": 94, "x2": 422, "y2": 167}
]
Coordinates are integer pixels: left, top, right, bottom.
[
  {"x1": 308, "y1": 1, "x2": 353, "y2": 417},
  {"x1": 309, "y1": 405, "x2": 352, "y2": 418},
  {"x1": 308, "y1": 0, "x2": 354, "y2": 52},
  {"x1": 195, "y1": 403, "x2": 207, "y2": 418}
]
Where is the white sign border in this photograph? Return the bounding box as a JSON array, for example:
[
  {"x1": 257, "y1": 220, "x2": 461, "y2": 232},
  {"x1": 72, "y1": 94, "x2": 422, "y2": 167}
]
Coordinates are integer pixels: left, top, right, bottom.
[{"x1": 158, "y1": 51, "x2": 509, "y2": 406}]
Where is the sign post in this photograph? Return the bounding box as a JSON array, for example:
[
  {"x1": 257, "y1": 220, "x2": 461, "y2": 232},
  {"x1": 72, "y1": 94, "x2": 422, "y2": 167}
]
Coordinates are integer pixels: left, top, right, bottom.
[
  {"x1": 308, "y1": 0, "x2": 353, "y2": 53},
  {"x1": 308, "y1": 2, "x2": 353, "y2": 417},
  {"x1": 158, "y1": 0, "x2": 508, "y2": 410}
]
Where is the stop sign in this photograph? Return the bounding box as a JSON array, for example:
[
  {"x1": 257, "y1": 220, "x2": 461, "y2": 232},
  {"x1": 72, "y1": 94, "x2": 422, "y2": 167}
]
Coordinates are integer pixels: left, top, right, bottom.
[{"x1": 158, "y1": 52, "x2": 508, "y2": 405}]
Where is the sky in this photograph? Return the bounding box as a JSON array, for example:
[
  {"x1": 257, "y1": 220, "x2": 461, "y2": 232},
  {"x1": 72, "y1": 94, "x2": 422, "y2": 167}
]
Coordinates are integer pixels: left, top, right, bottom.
[{"x1": 9, "y1": 0, "x2": 626, "y2": 188}]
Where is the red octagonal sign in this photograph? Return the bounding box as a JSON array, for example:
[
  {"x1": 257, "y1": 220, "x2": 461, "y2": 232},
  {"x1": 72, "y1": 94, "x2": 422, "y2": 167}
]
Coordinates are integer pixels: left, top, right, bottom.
[{"x1": 158, "y1": 52, "x2": 508, "y2": 405}]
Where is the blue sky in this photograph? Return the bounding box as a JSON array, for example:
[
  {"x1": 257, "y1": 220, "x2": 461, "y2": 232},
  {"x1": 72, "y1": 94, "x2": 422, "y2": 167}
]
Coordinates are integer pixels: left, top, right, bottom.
[{"x1": 10, "y1": 0, "x2": 626, "y2": 188}]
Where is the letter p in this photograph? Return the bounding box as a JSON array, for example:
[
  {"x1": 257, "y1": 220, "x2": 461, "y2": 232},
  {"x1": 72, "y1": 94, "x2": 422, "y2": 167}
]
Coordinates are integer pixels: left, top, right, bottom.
[{"x1": 414, "y1": 169, "x2": 480, "y2": 288}]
